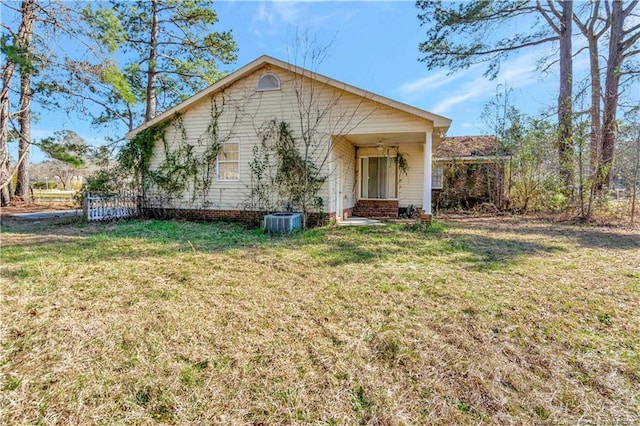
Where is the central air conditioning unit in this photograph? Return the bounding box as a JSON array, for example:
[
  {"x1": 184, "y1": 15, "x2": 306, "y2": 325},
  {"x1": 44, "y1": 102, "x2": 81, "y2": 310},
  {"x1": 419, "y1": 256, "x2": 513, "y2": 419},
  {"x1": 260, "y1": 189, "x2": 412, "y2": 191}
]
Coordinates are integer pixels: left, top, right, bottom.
[{"x1": 263, "y1": 212, "x2": 303, "y2": 233}]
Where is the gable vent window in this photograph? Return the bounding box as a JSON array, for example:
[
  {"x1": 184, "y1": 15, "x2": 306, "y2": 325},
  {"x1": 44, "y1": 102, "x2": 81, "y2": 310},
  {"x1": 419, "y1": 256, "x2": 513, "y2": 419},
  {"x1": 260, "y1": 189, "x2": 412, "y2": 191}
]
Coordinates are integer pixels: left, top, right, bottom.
[{"x1": 257, "y1": 73, "x2": 281, "y2": 91}]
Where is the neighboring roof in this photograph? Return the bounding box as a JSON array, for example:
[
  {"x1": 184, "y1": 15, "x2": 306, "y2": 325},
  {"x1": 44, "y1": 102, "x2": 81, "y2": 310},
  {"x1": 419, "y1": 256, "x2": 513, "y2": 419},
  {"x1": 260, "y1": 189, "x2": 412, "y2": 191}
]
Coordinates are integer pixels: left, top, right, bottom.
[
  {"x1": 435, "y1": 135, "x2": 508, "y2": 160},
  {"x1": 126, "y1": 55, "x2": 452, "y2": 139}
]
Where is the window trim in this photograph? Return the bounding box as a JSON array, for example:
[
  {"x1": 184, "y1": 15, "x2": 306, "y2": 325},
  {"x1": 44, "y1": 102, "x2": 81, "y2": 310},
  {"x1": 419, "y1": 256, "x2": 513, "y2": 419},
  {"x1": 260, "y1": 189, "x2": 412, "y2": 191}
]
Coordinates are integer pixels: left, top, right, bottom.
[
  {"x1": 256, "y1": 73, "x2": 281, "y2": 92},
  {"x1": 216, "y1": 140, "x2": 240, "y2": 181},
  {"x1": 358, "y1": 155, "x2": 398, "y2": 200},
  {"x1": 432, "y1": 163, "x2": 444, "y2": 189}
]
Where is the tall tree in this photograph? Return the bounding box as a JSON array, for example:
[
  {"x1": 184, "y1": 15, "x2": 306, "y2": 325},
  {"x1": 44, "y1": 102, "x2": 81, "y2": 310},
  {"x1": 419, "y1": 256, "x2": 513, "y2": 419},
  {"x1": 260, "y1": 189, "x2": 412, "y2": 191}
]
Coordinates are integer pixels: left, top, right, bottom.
[
  {"x1": 83, "y1": 0, "x2": 237, "y2": 129},
  {"x1": 616, "y1": 119, "x2": 640, "y2": 224},
  {"x1": 0, "y1": 0, "x2": 36, "y2": 205},
  {"x1": 1, "y1": 0, "x2": 106, "y2": 205},
  {"x1": 573, "y1": 1, "x2": 610, "y2": 179},
  {"x1": 39, "y1": 130, "x2": 89, "y2": 167},
  {"x1": 0, "y1": 37, "x2": 18, "y2": 205},
  {"x1": 554, "y1": 0, "x2": 574, "y2": 190},
  {"x1": 38, "y1": 129, "x2": 89, "y2": 190},
  {"x1": 416, "y1": 0, "x2": 575, "y2": 191},
  {"x1": 14, "y1": 0, "x2": 36, "y2": 200},
  {"x1": 600, "y1": 0, "x2": 640, "y2": 189}
]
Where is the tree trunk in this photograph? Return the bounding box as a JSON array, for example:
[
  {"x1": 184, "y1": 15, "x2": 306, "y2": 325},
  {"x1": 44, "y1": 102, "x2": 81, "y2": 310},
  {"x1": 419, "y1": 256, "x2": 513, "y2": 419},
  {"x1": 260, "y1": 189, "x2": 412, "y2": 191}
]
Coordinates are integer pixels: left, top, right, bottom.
[
  {"x1": 1, "y1": 0, "x2": 36, "y2": 205},
  {"x1": 587, "y1": 36, "x2": 602, "y2": 180},
  {"x1": 631, "y1": 160, "x2": 638, "y2": 225},
  {"x1": 14, "y1": 0, "x2": 36, "y2": 201},
  {"x1": 15, "y1": 61, "x2": 33, "y2": 201},
  {"x1": 631, "y1": 130, "x2": 640, "y2": 225},
  {"x1": 574, "y1": 1, "x2": 606, "y2": 182},
  {"x1": 0, "y1": 59, "x2": 15, "y2": 206},
  {"x1": 585, "y1": 30, "x2": 602, "y2": 219},
  {"x1": 600, "y1": 0, "x2": 624, "y2": 192},
  {"x1": 557, "y1": 1, "x2": 574, "y2": 192},
  {"x1": 144, "y1": 0, "x2": 159, "y2": 122}
]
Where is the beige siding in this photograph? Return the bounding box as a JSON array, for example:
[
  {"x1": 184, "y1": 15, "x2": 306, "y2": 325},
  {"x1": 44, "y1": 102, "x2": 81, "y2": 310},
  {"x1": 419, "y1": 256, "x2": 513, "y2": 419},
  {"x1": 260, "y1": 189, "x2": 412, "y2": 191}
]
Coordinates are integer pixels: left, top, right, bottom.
[
  {"x1": 398, "y1": 143, "x2": 425, "y2": 208},
  {"x1": 332, "y1": 90, "x2": 433, "y2": 135},
  {"x1": 148, "y1": 64, "x2": 435, "y2": 211}
]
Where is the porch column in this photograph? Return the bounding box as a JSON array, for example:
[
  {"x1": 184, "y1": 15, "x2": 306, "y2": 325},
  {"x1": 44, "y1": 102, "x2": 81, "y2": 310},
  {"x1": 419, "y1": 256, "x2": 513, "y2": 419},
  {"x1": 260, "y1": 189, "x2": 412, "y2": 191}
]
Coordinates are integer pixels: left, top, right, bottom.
[{"x1": 423, "y1": 131, "x2": 433, "y2": 215}]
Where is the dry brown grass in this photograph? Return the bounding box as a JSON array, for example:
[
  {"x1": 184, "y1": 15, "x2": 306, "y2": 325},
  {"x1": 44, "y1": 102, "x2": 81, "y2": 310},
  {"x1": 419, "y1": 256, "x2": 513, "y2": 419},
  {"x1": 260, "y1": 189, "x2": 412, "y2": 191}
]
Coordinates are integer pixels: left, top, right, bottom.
[
  {"x1": 0, "y1": 201, "x2": 78, "y2": 217},
  {"x1": 1, "y1": 216, "x2": 639, "y2": 424}
]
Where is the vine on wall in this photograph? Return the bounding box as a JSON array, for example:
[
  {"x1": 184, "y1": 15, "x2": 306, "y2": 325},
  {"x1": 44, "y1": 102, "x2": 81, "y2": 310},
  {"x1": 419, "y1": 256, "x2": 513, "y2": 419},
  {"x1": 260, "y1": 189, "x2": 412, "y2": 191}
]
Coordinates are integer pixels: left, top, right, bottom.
[
  {"x1": 246, "y1": 142, "x2": 276, "y2": 212},
  {"x1": 395, "y1": 149, "x2": 410, "y2": 179},
  {"x1": 119, "y1": 96, "x2": 234, "y2": 209},
  {"x1": 119, "y1": 120, "x2": 171, "y2": 187},
  {"x1": 247, "y1": 118, "x2": 326, "y2": 224}
]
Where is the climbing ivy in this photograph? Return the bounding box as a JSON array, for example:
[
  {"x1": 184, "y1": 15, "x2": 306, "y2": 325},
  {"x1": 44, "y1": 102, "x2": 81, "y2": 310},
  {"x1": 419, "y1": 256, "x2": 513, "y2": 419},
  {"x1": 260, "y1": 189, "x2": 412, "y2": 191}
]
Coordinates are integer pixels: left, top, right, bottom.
[
  {"x1": 118, "y1": 96, "x2": 231, "y2": 207},
  {"x1": 395, "y1": 149, "x2": 410, "y2": 179},
  {"x1": 191, "y1": 98, "x2": 227, "y2": 202},
  {"x1": 118, "y1": 120, "x2": 171, "y2": 186},
  {"x1": 247, "y1": 119, "x2": 326, "y2": 225},
  {"x1": 119, "y1": 94, "x2": 333, "y2": 222},
  {"x1": 246, "y1": 143, "x2": 276, "y2": 212}
]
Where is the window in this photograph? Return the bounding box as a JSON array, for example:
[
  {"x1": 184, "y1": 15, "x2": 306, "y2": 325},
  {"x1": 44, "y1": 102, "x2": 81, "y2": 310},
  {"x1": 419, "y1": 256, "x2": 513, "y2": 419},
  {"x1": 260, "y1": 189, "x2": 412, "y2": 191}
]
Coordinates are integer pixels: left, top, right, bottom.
[
  {"x1": 217, "y1": 141, "x2": 239, "y2": 181},
  {"x1": 432, "y1": 164, "x2": 444, "y2": 189},
  {"x1": 360, "y1": 157, "x2": 397, "y2": 199},
  {"x1": 257, "y1": 73, "x2": 280, "y2": 91}
]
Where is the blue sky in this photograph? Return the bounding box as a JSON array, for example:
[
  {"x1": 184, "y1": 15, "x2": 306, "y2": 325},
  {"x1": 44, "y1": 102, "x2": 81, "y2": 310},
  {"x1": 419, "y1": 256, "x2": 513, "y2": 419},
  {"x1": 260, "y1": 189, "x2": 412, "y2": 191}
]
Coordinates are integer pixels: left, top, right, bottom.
[
  {"x1": 10, "y1": 1, "x2": 637, "y2": 163},
  {"x1": 218, "y1": 1, "x2": 562, "y2": 129}
]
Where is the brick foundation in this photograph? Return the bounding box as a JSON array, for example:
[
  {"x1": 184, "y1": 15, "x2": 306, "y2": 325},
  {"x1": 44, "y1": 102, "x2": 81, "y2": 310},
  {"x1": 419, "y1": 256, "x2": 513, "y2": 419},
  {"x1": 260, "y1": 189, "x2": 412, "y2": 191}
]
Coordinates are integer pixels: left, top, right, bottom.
[
  {"x1": 352, "y1": 199, "x2": 399, "y2": 218},
  {"x1": 141, "y1": 207, "x2": 329, "y2": 227},
  {"x1": 340, "y1": 207, "x2": 354, "y2": 219},
  {"x1": 418, "y1": 209, "x2": 432, "y2": 224}
]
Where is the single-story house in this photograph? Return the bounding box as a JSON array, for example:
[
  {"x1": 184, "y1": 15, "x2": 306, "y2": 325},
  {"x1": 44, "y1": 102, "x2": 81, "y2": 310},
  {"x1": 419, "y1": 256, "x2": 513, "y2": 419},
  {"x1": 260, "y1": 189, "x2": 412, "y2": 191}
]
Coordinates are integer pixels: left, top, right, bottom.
[
  {"x1": 433, "y1": 135, "x2": 510, "y2": 210},
  {"x1": 126, "y1": 55, "x2": 453, "y2": 223}
]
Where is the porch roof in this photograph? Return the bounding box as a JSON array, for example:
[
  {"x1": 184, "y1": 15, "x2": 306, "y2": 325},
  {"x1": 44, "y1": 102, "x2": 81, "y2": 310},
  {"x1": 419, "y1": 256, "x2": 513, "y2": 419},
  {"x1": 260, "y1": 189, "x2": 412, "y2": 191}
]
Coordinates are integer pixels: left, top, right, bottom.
[{"x1": 341, "y1": 132, "x2": 430, "y2": 147}]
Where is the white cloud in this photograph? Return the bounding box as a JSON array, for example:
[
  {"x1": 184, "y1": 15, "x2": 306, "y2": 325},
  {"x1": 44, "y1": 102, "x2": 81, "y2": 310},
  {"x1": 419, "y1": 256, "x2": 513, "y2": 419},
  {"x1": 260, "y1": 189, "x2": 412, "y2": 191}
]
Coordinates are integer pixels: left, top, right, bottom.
[
  {"x1": 251, "y1": 3, "x2": 277, "y2": 36},
  {"x1": 396, "y1": 42, "x2": 580, "y2": 116},
  {"x1": 432, "y1": 78, "x2": 489, "y2": 114},
  {"x1": 251, "y1": 1, "x2": 355, "y2": 37},
  {"x1": 398, "y1": 70, "x2": 465, "y2": 96},
  {"x1": 30, "y1": 129, "x2": 56, "y2": 141},
  {"x1": 273, "y1": 1, "x2": 302, "y2": 24},
  {"x1": 496, "y1": 53, "x2": 543, "y2": 87},
  {"x1": 428, "y1": 53, "x2": 546, "y2": 114}
]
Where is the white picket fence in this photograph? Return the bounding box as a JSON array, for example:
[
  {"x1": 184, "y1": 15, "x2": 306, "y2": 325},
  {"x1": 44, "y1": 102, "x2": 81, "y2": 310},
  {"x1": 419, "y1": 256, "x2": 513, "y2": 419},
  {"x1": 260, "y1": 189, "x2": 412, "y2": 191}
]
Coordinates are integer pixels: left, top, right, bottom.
[{"x1": 84, "y1": 191, "x2": 139, "y2": 222}]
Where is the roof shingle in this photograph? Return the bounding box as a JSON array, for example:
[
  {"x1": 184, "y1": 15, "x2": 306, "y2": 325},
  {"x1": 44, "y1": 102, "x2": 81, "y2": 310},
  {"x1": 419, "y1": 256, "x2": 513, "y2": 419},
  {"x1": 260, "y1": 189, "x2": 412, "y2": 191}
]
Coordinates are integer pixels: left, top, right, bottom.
[{"x1": 436, "y1": 135, "x2": 502, "y2": 158}]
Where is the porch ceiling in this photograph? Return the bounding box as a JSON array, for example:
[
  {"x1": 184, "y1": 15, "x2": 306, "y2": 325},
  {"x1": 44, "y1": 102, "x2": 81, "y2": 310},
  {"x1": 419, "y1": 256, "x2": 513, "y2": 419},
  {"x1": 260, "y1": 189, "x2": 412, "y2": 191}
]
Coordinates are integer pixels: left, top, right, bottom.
[{"x1": 342, "y1": 132, "x2": 426, "y2": 147}]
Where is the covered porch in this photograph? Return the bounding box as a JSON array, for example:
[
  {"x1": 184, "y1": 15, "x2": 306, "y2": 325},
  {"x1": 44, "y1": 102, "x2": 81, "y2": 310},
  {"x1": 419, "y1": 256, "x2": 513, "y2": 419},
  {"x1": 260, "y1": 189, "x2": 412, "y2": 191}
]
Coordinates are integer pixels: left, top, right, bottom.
[{"x1": 329, "y1": 131, "x2": 439, "y2": 222}]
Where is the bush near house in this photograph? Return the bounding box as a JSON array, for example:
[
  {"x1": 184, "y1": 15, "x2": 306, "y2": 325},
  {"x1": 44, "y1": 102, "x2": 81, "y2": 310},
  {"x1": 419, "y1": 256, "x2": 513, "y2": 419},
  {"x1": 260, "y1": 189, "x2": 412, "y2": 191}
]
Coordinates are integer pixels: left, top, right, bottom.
[{"x1": 435, "y1": 162, "x2": 506, "y2": 210}]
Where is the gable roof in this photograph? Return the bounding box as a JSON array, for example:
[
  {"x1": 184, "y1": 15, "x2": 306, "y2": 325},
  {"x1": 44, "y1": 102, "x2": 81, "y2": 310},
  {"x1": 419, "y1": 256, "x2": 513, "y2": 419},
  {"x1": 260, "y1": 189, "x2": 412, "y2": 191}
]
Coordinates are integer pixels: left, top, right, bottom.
[
  {"x1": 126, "y1": 55, "x2": 452, "y2": 139},
  {"x1": 435, "y1": 135, "x2": 508, "y2": 160}
]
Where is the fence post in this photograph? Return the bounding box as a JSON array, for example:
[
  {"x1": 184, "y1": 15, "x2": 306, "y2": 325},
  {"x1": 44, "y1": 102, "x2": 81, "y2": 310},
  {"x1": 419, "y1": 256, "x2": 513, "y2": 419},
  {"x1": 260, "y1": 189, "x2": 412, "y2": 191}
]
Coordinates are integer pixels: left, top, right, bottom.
[{"x1": 82, "y1": 192, "x2": 89, "y2": 221}]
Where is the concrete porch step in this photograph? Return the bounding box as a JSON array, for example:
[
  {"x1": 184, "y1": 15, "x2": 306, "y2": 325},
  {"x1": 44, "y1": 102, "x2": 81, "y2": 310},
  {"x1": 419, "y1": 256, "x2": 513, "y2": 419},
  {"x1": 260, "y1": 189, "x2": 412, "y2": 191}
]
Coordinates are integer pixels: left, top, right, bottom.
[{"x1": 338, "y1": 216, "x2": 385, "y2": 226}]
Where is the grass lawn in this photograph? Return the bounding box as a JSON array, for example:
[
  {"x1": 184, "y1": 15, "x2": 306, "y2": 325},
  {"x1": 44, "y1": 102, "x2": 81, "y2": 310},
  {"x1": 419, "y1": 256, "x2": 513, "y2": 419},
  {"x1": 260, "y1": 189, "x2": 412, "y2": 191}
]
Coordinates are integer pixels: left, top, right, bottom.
[{"x1": 1, "y1": 216, "x2": 638, "y2": 424}]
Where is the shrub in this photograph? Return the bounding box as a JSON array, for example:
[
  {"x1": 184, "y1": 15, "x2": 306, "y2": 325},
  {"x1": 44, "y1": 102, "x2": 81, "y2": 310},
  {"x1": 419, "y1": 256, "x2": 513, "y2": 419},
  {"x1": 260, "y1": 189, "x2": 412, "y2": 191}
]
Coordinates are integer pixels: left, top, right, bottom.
[
  {"x1": 82, "y1": 169, "x2": 123, "y2": 194},
  {"x1": 31, "y1": 181, "x2": 58, "y2": 190}
]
